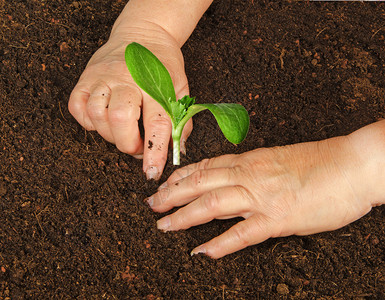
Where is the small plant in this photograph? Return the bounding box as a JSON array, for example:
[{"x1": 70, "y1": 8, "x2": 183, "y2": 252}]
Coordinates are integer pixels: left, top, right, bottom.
[{"x1": 125, "y1": 42, "x2": 250, "y2": 165}]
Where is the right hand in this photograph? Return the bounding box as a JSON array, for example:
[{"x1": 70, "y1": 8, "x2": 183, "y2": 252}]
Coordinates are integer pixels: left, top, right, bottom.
[
  {"x1": 68, "y1": 22, "x2": 192, "y2": 180},
  {"x1": 148, "y1": 135, "x2": 376, "y2": 258}
]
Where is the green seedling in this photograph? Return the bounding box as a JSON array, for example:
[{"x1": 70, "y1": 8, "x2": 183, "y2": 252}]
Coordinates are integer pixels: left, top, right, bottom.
[{"x1": 125, "y1": 42, "x2": 249, "y2": 165}]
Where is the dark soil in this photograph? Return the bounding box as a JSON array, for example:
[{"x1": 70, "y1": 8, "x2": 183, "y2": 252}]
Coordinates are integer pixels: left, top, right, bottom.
[{"x1": 1, "y1": 0, "x2": 385, "y2": 298}]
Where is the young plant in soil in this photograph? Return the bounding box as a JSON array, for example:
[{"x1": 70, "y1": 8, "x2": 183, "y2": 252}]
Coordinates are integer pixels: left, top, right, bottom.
[{"x1": 125, "y1": 42, "x2": 250, "y2": 165}]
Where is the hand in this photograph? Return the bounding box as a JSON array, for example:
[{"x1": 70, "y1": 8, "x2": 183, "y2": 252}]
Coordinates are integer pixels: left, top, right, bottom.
[
  {"x1": 146, "y1": 135, "x2": 377, "y2": 258},
  {"x1": 68, "y1": 22, "x2": 192, "y2": 180}
]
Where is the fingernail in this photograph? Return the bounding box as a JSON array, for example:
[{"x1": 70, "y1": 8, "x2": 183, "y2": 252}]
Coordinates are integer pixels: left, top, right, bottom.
[
  {"x1": 190, "y1": 246, "x2": 206, "y2": 256},
  {"x1": 157, "y1": 216, "x2": 171, "y2": 231},
  {"x1": 146, "y1": 196, "x2": 154, "y2": 207},
  {"x1": 180, "y1": 138, "x2": 186, "y2": 155},
  {"x1": 146, "y1": 166, "x2": 159, "y2": 180},
  {"x1": 158, "y1": 181, "x2": 168, "y2": 190}
]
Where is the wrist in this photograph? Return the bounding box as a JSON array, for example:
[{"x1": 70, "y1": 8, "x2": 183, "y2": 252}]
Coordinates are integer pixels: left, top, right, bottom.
[
  {"x1": 110, "y1": 0, "x2": 212, "y2": 47},
  {"x1": 109, "y1": 19, "x2": 180, "y2": 51},
  {"x1": 346, "y1": 120, "x2": 385, "y2": 207}
]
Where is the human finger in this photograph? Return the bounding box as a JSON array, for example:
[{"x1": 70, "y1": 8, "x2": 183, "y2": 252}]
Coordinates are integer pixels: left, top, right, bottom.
[
  {"x1": 175, "y1": 83, "x2": 192, "y2": 156},
  {"x1": 148, "y1": 167, "x2": 239, "y2": 213},
  {"x1": 191, "y1": 216, "x2": 276, "y2": 259},
  {"x1": 165, "y1": 154, "x2": 239, "y2": 184},
  {"x1": 68, "y1": 85, "x2": 94, "y2": 130},
  {"x1": 86, "y1": 83, "x2": 114, "y2": 143},
  {"x1": 180, "y1": 119, "x2": 193, "y2": 155},
  {"x1": 108, "y1": 84, "x2": 144, "y2": 155},
  {"x1": 142, "y1": 97, "x2": 172, "y2": 180},
  {"x1": 156, "y1": 186, "x2": 253, "y2": 231}
]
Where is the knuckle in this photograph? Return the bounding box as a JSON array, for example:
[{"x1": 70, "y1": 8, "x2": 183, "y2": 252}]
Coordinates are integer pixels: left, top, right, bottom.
[
  {"x1": 231, "y1": 223, "x2": 251, "y2": 247},
  {"x1": 87, "y1": 104, "x2": 106, "y2": 121},
  {"x1": 234, "y1": 186, "x2": 254, "y2": 209},
  {"x1": 228, "y1": 164, "x2": 242, "y2": 181},
  {"x1": 148, "y1": 114, "x2": 171, "y2": 128},
  {"x1": 68, "y1": 94, "x2": 79, "y2": 116},
  {"x1": 109, "y1": 108, "x2": 127, "y2": 125},
  {"x1": 172, "y1": 163, "x2": 196, "y2": 180},
  {"x1": 203, "y1": 191, "x2": 221, "y2": 212},
  {"x1": 109, "y1": 96, "x2": 141, "y2": 127},
  {"x1": 174, "y1": 166, "x2": 190, "y2": 179},
  {"x1": 191, "y1": 169, "x2": 206, "y2": 186},
  {"x1": 172, "y1": 212, "x2": 188, "y2": 230},
  {"x1": 68, "y1": 89, "x2": 87, "y2": 115},
  {"x1": 197, "y1": 158, "x2": 211, "y2": 170},
  {"x1": 157, "y1": 187, "x2": 171, "y2": 205},
  {"x1": 249, "y1": 216, "x2": 274, "y2": 239},
  {"x1": 245, "y1": 149, "x2": 277, "y2": 174},
  {"x1": 109, "y1": 105, "x2": 138, "y2": 126}
]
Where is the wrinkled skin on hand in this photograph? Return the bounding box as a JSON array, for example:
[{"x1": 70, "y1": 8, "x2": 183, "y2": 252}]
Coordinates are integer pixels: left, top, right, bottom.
[
  {"x1": 147, "y1": 135, "x2": 376, "y2": 258},
  {"x1": 68, "y1": 22, "x2": 192, "y2": 180}
]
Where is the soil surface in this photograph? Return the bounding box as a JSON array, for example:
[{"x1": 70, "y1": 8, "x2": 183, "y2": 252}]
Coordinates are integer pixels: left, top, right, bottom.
[{"x1": 1, "y1": 0, "x2": 385, "y2": 299}]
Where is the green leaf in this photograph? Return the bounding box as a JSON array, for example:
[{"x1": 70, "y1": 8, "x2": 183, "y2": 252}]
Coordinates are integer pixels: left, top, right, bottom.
[
  {"x1": 178, "y1": 95, "x2": 196, "y2": 108},
  {"x1": 125, "y1": 42, "x2": 250, "y2": 164},
  {"x1": 171, "y1": 95, "x2": 196, "y2": 125},
  {"x1": 125, "y1": 42, "x2": 176, "y2": 117},
  {"x1": 194, "y1": 103, "x2": 249, "y2": 144}
]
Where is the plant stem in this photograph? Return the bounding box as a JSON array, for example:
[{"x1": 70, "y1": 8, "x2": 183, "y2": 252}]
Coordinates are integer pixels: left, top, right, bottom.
[
  {"x1": 171, "y1": 105, "x2": 207, "y2": 165},
  {"x1": 172, "y1": 136, "x2": 180, "y2": 165},
  {"x1": 172, "y1": 122, "x2": 181, "y2": 165}
]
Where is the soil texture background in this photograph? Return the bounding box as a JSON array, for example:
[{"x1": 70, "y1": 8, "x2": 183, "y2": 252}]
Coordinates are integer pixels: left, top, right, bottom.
[{"x1": 1, "y1": 0, "x2": 385, "y2": 298}]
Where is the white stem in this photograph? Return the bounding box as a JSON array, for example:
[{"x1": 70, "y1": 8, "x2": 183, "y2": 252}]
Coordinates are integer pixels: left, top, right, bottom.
[{"x1": 173, "y1": 138, "x2": 180, "y2": 165}]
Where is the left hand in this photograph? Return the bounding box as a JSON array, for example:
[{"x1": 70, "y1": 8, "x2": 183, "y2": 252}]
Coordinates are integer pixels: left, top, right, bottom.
[
  {"x1": 68, "y1": 21, "x2": 192, "y2": 180},
  {"x1": 146, "y1": 135, "x2": 376, "y2": 258}
]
